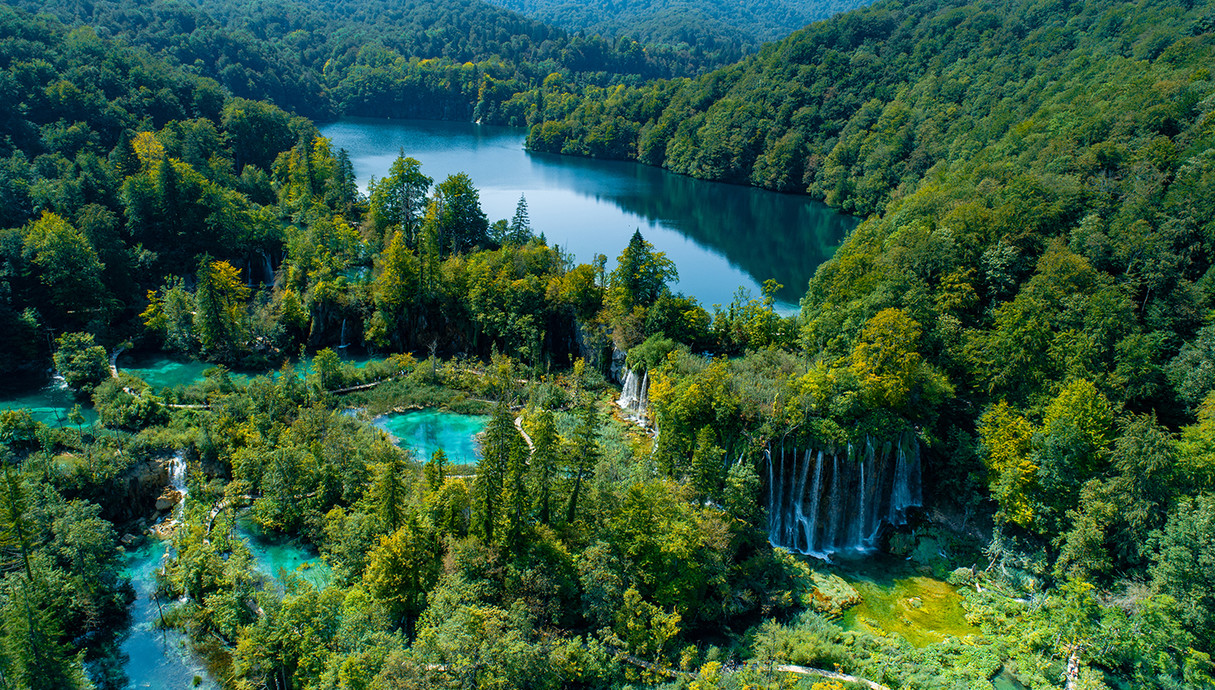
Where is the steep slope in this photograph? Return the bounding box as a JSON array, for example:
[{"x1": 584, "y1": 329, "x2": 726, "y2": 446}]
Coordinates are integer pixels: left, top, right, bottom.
[
  {"x1": 9, "y1": 0, "x2": 728, "y2": 120},
  {"x1": 484, "y1": 0, "x2": 875, "y2": 62}
]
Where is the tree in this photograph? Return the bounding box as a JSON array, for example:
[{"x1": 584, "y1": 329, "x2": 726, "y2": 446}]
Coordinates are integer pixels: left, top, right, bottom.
[
  {"x1": 508, "y1": 194, "x2": 532, "y2": 245},
  {"x1": 566, "y1": 398, "x2": 599, "y2": 524},
  {"x1": 22, "y1": 212, "x2": 108, "y2": 329},
  {"x1": 476, "y1": 400, "x2": 517, "y2": 541},
  {"x1": 608, "y1": 229, "x2": 677, "y2": 315},
  {"x1": 424, "y1": 449, "x2": 448, "y2": 493},
  {"x1": 614, "y1": 587, "x2": 681, "y2": 672},
  {"x1": 529, "y1": 411, "x2": 558, "y2": 525},
  {"x1": 367, "y1": 231, "x2": 421, "y2": 349},
  {"x1": 194, "y1": 256, "x2": 250, "y2": 358},
  {"x1": 141, "y1": 277, "x2": 195, "y2": 351},
  {"x1": 722, "y1": 458, "x2": 761, "y2": 526},
  {"x1": 1150, "y1": 494, "x2": 1215, "y2": 644},
  {"x1": 52, "y1": 332, "x2": 109, "y2": 394},
  {"x1": 369, "y1": 154, "x2": 431, "y2": 246},
  {"x1": 429, "y1": 172, "x2": 488, "y2": 255},
  {"x1": 978, "y1": 401, "x2": 1037, "y2": 528},
  {"x1": 849, "y1": 307, "x2": 949, "y2": 412},
  {"x1": 311, "y1": 347, "x2": 343, "y2": 390},
  {"x1": 1, "y1": 578, "x2": 93, "y2": 690},
  {"x1": 368, "y1": 442, "x2": 410, "y2": 533},
  {"x1": 0, "y1": 460, "x2": 34, "y2": 579},
  {"x1": 690, "y1": 426, "x2": 723, "y2": 501},
  {"x1": 365, "y1": 512, "x2": 441, "y2": 634}
]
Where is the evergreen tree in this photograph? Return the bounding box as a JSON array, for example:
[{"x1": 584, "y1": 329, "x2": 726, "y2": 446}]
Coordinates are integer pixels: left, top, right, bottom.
[
  {"x1": 508, "y1": 194, "x2": 532, "y2": 245},
  {"x1": 368, "y1": 442, "x2": 409, "y2": 533},
  {"x1": 424, "y1": 449, "x2": 448, "y2": 493},
  {"x1": 476, "y1": 400, "x2": 516, "y2": 541},
  {"x1": 689, "y1": 426, "x2": 723, "y2": 501},
  {"x1": 529, "y1": 410, "x2": 558, "y2": 525},
  {"x1": 566, "y1": 397, "x2": 599, "y2": 524}
]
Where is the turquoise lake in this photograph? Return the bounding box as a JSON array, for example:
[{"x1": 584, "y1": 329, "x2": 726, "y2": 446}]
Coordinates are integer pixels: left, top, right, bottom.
[
  {"x1": 320, "y1": 118, "x2": 857, "y2": 312},
  {"x1": 373, "y1": 409, "x2": 490, "y2": 466}
]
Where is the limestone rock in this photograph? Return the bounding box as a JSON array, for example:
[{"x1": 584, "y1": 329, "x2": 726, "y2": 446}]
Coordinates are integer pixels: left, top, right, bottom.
[
  {"x1": 155, "y1": 487, "x2": 182, "y2": 511},
  {"x1": 807, "y1": 570, "x2": 862, "y2": 617}
]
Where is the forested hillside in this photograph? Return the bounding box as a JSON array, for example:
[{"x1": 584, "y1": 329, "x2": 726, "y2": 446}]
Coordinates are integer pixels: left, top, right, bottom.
[
  {"x1": 1, "y1": 0, "x2": 1214, "y2": 688},
  {"x1": 483, "y1": 0, "x2": 874, "y2": 65},
  {"x1": 11, "y1": 0, "x2": 730, "y2": 122}
]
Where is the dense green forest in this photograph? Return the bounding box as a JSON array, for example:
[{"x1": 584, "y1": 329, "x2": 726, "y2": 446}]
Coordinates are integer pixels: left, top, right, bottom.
[
  {"x1": 0, "y1": 0, "x2": 1213, "y2": 688},
  {"x1": 482, "y1": 0, "x2": 874, "y2": 65},
  {"x1": 11, "y1": 0, "x2": 739, "y2": 123}
]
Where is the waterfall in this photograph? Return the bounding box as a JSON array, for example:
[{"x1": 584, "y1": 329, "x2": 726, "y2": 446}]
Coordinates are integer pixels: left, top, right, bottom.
[
  {"x1": 616, "y1": 367, "x2": 649, "y2": 426},
  {"x1": 339, "y1": 318, "x2": 349, "y2": 349},
  {"x1": 168, "y1": 451, "x2": 188, "y2": 520},
  {"x1": 767, "y1": 431, "x2": 922, "y2": 558}
]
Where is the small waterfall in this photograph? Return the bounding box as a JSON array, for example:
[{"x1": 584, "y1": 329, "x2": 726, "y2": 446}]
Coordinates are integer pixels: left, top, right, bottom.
[
  {"x1": 151, "y1": 451, "x2": 189, "y2": 541},
  {"x1": 339, "y1": 318, "x2": 349, "y2": 349},
  {"x1": 168, "y1": 451, "x2": 188, "y2": 523},
  {"x1": 616, "y1": 367, "x2": 649, "y2": 426},
  {"x1": 767, "y1": 431, "x2": 922, "y2": 558}
]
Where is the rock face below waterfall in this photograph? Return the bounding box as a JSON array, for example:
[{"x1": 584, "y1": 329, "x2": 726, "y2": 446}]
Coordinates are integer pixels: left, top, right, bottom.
[
  {"x1": 107, "y1": 457, "x2": 170, "y2": 523},
  {"x1": 767, "y1": 432, "x2": 922, "y2": 557},
  {"x1": 155, "y1": 487, "x2": 183, "y2": 511}
]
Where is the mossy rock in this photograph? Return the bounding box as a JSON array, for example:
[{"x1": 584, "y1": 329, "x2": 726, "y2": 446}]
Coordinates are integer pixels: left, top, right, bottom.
[
  {"x1": 909, "y1": 536, "x2": 941, "y2": 565},
  {"x1": 887, "y1": 531, "x2": 917, "y2": 557},
  {"x1": 807, "y1": 570, "x2": 862, "y2": 616}
]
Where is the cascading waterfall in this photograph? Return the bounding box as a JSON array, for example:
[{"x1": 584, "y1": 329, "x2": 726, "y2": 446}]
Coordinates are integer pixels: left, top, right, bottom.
[
  {"x1": 767, "y1": 431, "x2": 922, "y2": 558},
  {"x1": 168, "y1": 451, "x2": 188, "y2": 523},
  {"x1": 616, "y1": 367, "x2": 649, "y2": 425},
  {"x1": 339, "y1": 318, "x2": 349, "y2": 348}
]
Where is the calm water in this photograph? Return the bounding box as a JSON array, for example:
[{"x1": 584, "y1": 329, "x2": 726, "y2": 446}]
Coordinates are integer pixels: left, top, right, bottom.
[
  {"x1": 374, "y1": 409, "x2": 489, "y2": 466},
  {"x1": 320, "y1": 119, "x2": 857, "y2": 311},
  {"x1": 120, "y1": 541, "x2": 217, "y2": 690},
  {"x1": 120, "y1": 518, "x2": 330, "y2": 688},
  {"x1": 0, "y1": 377, "x2": 97, "y2": 427},
  {"x1": 119, "y1": 351, "x2": 382, "y2": 391}
]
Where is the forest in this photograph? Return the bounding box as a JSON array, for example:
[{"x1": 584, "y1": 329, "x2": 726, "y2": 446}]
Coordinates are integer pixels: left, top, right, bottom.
[
  {"x1": 0, "y1": 0, "x2": 1213, "y2": 688},
  {"x1": 13, "y1": 0, "x2": 743, "y2": 123},
  {"x1": 481, "y1": 0, "x2": 875, "y2": 66}
]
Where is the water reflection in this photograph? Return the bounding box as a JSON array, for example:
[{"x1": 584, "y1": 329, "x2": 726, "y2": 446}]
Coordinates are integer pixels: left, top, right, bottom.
[{"x1": 321, "y1": 118, "x2": 856, "y2": 311}]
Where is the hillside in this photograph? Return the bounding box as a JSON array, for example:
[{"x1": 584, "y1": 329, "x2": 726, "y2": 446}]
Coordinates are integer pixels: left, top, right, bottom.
[
  {"x1": 483, "y1": 0, "x2": 875, "y2": 63},
  {"x1": 0, "y1": 0, "x2": 1214, "y2": 688},
  {"x1": 9, "y1": 0, "x2": 732, "y2": 121}
]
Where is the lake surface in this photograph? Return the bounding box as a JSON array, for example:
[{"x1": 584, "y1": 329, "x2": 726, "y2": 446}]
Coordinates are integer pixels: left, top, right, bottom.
[
  {"x1": 374, "y1": 409, "x2": 489, "y2": 466},
  {"x1": 0, "y1": 376, "x2": 98, "y2": 427},
  {"x1": 320, "y1": 118, "x2": 857, "y2": 311},
  {"x1": 120, "y1": 540, "x2": 217, "y2": 690},
  {"x1": 121, "y1": 517, "x2": 330, "y2": 688}
]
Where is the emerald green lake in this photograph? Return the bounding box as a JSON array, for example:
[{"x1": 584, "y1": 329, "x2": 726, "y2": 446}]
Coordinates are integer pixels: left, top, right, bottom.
[
  {"x1": 373, "y1": 409, "x2": 489, "y2": 465},
  {"x1": 0, "y1": 377, "x2": 97, "y2": 427},
  {"x1": 830, "y1": 553, "x2": 977, "y2": 647},
  {"x1": 119, "y1": 540, "x2": 217, "y2": 690},
  {"x1": 320, "y1": 118, "x2": 857, "y2": 312},
  {"x1": 119, "y1": 517, "x2": 330, "y2": 688}
]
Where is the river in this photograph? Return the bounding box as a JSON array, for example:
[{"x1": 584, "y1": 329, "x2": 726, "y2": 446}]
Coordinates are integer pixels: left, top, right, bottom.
[{"x1": 320, "y1": 118, "x2": 856, "y2": 312}]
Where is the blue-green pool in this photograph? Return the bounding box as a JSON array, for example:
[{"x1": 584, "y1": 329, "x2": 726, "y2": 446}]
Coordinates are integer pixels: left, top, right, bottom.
[{"x1": 373, "y1": 409, "x2": 489, "y2": 465}]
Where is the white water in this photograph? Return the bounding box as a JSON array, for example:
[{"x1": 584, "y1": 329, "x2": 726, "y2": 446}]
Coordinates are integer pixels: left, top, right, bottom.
[
  {"x1": 168, "y1": 451, "x2": 188, "y2": 519},
  {"x1": 616, "y1": 367, "x2": 649, "y2": 426},
  {"x1": 767, "y1": 431, "x2": 922, "y2": 558}
]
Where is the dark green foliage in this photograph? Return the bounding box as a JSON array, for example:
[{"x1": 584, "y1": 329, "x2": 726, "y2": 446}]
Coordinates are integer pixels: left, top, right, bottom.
[
  {"x1": 52, "y1": 332, "x2": 109, "y2": 394},
  {"x1": 1150, "y1": 494, "x2": 1215, "y2": 645},
  {"x1": 485, "y1": 0, "x2": 873, "y2": 64}
]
